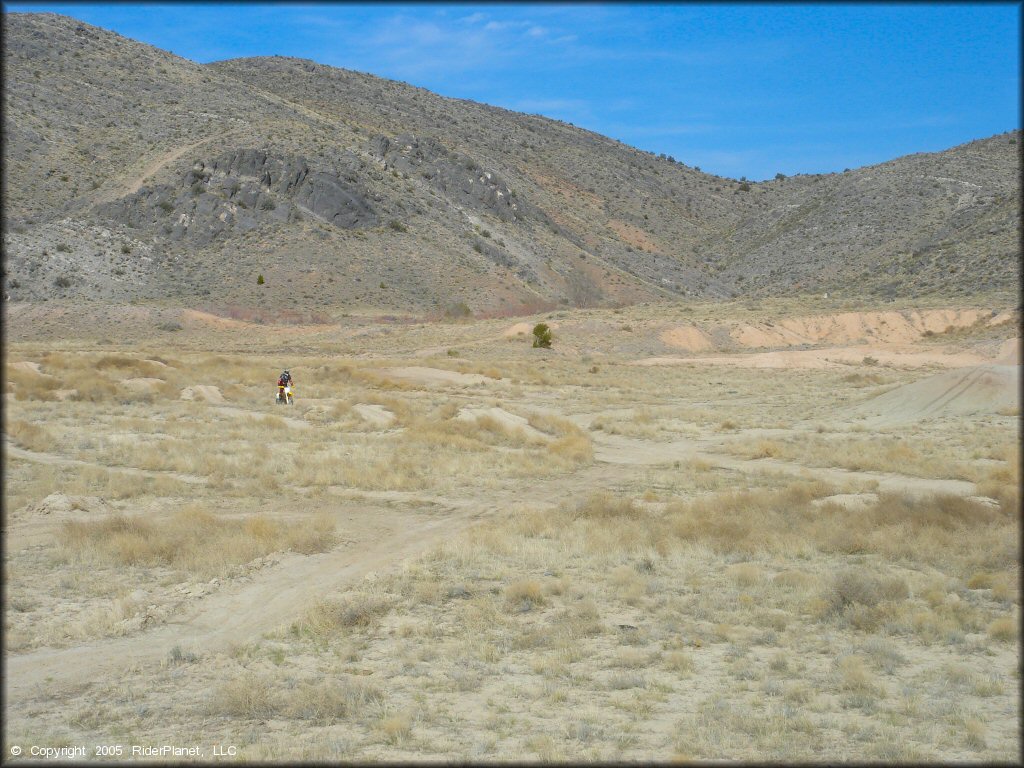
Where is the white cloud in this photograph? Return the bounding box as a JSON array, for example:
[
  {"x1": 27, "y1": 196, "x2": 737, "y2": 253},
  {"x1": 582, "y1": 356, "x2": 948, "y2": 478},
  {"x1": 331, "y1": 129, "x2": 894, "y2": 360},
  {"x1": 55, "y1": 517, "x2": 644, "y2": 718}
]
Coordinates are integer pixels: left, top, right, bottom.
[{"x1": 484, "y1": 20, "x2": 531, "y2": 32}]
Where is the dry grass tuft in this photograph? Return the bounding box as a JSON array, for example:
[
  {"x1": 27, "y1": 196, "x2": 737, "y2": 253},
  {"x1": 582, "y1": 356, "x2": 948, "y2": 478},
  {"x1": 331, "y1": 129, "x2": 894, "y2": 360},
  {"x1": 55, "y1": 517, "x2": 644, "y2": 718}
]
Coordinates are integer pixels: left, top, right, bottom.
[
  {"x1": 750, "y1": 439, "x2": 783, "y2": 458},
  {"x1": 212, "y1": 672, "x2": 280, "y2": 719},
  {"x1": 527, "y1": 411, "x2": 584, "y2": 438},
  {"x1": 664, "y1": 651, "x2": 695, "y2": 675},
  {"x1": 546, "y1": 434, "x2": 594, "y2": 464},
  {"x1": 825, "y1": 569, "x2": 909, "y2": 614},
  {"x1": 505, "y1": 579, "x2": 547, "y2": 611},
  {"x1": 986, "y1": 616, "x2": 1017, "y2": 642},
  {"x1": 725, "y1": 563, "x2": 762, "y2": 587},
  {"x1": 285, "y1": 679, "x2": 385, "y2": 724},
  {"x1": 299, "y1": 594, "x2": 394, "y2": 638},
  {"x1": 377, "y1": 712, "x2": 412, "y2": 744},
  {"x1": 573, "y1": 492, "x2": 643, "y2": 520},
  {"x1": 5, "y1": 364, "x2": 61, "y2": 400}
]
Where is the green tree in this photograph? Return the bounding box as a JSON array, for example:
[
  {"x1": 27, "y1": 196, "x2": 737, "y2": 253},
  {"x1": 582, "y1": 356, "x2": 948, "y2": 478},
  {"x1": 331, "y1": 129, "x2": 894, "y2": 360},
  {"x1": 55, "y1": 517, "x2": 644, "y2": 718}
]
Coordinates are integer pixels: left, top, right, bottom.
[
  {"x1": 257, "y1": 274, "x2": 265, "y2": 285},
  {"x1": 532, "y1": 323, "x2": 552, "y2": 349}
]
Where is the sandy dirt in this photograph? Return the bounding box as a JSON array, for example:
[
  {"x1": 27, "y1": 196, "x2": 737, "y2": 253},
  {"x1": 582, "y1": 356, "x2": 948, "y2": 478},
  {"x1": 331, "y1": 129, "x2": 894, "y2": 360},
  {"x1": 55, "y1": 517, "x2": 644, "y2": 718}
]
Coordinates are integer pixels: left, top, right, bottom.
[
  {"x1": 347, "y1": 403, "x2": 396, "y2": 428},
  {"x1": 456, "y1": 406, "x2": 549, "y2": 440},
  {"x1": 729, "y1": 309, "x2": 989, "y2": 348},
  {"x1": 3, "y1": 504, "x2": 479, "y2": 701},
  {"x1": 659, "y1": 325, "x2": 715, "y2": 351},
  {"x1": 4, "y1": 299, "x2": 1018, "y2": 760},
  {"x1": 848, "y1": 364, "x2": 1019, "y2": 425},
  {"x1": 121, "y1": 377, "x2": 165, "y2": 392},
  {"x1": 378, "y1": 366, "x2": 500, "y2": 386},
  {"x1": 179, "y1": 384, "x2": 225, "y2": 403},
  {"x1": 632, "y1": 346, "x2": 996, "y2": 369},
  {"x1": 996, "y1": 337, "x2": 1021, "y2": 364}
]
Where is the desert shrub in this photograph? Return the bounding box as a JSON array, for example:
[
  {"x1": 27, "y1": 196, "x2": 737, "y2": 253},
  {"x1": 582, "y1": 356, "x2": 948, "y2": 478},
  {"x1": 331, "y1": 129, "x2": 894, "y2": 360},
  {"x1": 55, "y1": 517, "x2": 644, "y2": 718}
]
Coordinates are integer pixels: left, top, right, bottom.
[
  {"x1": 532, "y1": 323, "x2": 553, "y2": 348},
  {"x1": 547, "y1": 434, "x2": 593, "y2": 464},
  {"x1": 285, "y1": 678, "x2": 385, "y2": 724},
  {"x1": 299, "y1": 594, "x2": 393, "y2": 637},
  {"x1": 444, "y1": 301, "x2": 472, "y2": 319},
  {"x1": 572, "y1": 492, "x2": 642, "y2": 520},
  {"x1": 987, "y1": 616, "x2": 1017, "y2": 642},
  {"x1": 505, "y1": 579, "x2": 546, "y2": 611},
  {"x1": 825, "y1": 569, "x2": 909, "y2": 616},
  {"x1": 212, "y1": 672, "x2": 280, "y2": 719}
]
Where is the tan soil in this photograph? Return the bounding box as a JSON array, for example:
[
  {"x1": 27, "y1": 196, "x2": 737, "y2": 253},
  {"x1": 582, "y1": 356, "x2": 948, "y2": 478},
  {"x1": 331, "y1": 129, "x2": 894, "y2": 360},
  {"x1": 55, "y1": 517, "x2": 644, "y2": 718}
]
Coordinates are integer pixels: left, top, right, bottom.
[
  {"x1": 180, "y1": 309, "x2": 251, "y2": 329},
  {"x1": 10, "y1": 361, "x2": 45, "y2": 375},
  {"x1": 351, "y1": 403, "x2": 397, "y2": 428},
  {"x1": 995, "y1": 337, "x2": 1020, "y2": 364},
  {"x1": 730, "y1": 309, "x2": 988, "y2": 348},
  {"x1": 847, "y1": 364, "x2": 1019, "y2": 425},
  {"x1": 503, "y1": 322, "x2": 533, "y2": 337},
  {"x1": 456, "y1": 406, "x2": 548, "y2": 440},
  {"x1": 179, "y1": 385, "x2": 225, "y2": 403},
  {"x1": 378, "y1": 366, "x2": 499, "y2": 386},
  {"x1": 659, "y1": 325, "x2": 715, "y2": 351},
  {"x1": 121, "y1": 377, "x2": 165, "y2": 392},
  {"x1": 607, "y1": 218, "x2": 662, "y2": 253},
  {"x1": 632, "y1": 346, "x2": 994, "y2": 369}
]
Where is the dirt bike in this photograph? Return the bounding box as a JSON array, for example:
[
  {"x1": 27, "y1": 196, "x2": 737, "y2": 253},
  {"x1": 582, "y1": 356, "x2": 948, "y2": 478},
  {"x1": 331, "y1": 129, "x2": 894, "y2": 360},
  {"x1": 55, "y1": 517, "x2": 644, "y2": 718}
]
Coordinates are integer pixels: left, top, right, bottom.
[{"x1": 276, "y1": 384, "x2": 294, "y2": 405}]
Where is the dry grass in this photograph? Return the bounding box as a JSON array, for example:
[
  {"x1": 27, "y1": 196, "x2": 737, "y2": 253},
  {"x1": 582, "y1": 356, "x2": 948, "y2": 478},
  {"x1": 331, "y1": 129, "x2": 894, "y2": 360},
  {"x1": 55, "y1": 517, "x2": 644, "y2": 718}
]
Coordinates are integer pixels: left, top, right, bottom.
[
  {"x1": 986, "y1": 616, "x2": 1018, "y2": 642},
  {"x1": 59, "y1": 506, "x2": 335, "y2": 577},
  {"x1": 728, "y1": 432, "x2": 1007, "y2": 483},
  {"x1": 5, "y1": 314, "x2": 1018, "y2": 761},
  {"x1": 6, "y1": 419, "x2": 59, "y2": 452}
]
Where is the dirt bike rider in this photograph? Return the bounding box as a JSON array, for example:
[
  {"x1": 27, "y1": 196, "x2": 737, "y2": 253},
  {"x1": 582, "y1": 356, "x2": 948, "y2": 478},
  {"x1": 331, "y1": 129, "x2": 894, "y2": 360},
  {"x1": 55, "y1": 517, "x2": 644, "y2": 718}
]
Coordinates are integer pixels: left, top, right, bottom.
[{"x1": 277, "y1": 369, "x2": 293, "y2": 401}]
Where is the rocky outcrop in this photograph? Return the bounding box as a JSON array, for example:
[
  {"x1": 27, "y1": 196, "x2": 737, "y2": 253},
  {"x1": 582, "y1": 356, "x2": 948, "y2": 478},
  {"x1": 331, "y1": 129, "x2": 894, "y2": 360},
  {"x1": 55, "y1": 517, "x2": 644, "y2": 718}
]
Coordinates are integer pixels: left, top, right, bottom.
[
  {"x1": 96, "y1": 149, "x2": 378, "y2": 243},
  {"x1": 372, "y1": 134, "x2": 540, "y2": 224}
]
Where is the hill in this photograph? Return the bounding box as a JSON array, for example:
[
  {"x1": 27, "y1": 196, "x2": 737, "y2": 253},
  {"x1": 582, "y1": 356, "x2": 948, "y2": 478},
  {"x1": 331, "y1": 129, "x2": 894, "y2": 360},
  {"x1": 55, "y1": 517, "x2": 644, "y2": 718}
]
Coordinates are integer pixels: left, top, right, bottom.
[{"x1": 2, "y1": 12, "x2": 1019, "y2": 315}]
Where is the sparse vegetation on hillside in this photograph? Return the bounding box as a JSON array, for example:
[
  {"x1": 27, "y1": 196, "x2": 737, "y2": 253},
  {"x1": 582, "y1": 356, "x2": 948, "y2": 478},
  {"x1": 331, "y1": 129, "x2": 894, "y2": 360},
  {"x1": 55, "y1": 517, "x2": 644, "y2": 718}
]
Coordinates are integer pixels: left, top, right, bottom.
[{"x1": 2, "y1": 13, "x2": 1018, "y2": 311}]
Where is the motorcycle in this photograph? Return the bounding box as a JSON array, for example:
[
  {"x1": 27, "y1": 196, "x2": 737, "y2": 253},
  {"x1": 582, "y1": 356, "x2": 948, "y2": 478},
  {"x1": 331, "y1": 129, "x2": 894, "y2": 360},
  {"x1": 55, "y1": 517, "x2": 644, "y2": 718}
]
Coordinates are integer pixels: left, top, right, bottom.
[{"x1": 276, "y1": 383, "x2": 294, "y2": 405}]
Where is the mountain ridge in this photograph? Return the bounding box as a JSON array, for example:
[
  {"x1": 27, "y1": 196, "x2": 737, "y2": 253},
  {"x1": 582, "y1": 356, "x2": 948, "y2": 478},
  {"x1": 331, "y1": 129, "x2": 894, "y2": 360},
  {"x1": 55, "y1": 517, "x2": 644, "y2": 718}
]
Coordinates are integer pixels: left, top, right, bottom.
[{"x1": 2, "y1": 12, "x2": 1019, "y2": 313}]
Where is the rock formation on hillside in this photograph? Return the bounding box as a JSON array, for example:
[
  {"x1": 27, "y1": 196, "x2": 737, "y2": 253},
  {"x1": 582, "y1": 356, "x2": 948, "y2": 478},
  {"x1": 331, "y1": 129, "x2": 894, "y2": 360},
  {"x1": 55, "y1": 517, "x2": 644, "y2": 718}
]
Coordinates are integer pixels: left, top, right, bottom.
[{"x1": 2, "y1": 12, "x2": 1019, "y2": 311}]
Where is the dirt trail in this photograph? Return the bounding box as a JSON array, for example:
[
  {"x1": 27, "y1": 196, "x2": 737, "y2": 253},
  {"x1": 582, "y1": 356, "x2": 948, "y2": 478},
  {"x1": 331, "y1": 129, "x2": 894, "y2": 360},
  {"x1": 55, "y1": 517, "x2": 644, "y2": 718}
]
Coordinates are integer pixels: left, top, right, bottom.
[
  {"x1": 586, "y1": 431, "x2": 977, "y2": 497},
  {"x1": 2, "y1": 461, "x2": 620, "y2": 707},
  {"x1": 633, "y1": 346, "x2": 994, "y2": 369},
  {"x1": 213, "y1": 404, "x2": 309, "y2": 429},
  {"x1": 847, "y1": 364, "x2": 1019, "y2": 425},
  {"x1": 4, "y1": 506, "x2": 470, "y2": 702},
  {"x1": 94, "y1": 133, "x2": 237, "y2": 204},
  {"x1": 378, "y1": 366, "x2": 502, "y2": 386}
]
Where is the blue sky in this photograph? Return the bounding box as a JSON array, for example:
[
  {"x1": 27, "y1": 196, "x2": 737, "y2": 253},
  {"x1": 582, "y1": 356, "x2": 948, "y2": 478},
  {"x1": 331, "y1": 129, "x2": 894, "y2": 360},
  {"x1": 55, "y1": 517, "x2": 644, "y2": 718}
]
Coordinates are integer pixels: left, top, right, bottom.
[{"x1": 5, "y1": 2, "x2": 1020, "y2": 180}]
